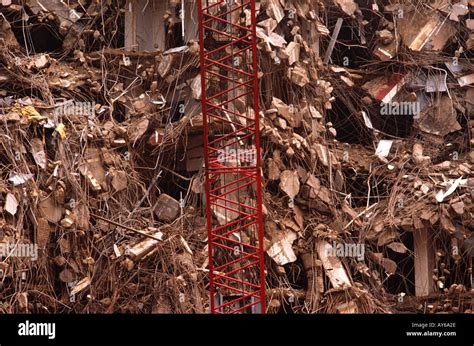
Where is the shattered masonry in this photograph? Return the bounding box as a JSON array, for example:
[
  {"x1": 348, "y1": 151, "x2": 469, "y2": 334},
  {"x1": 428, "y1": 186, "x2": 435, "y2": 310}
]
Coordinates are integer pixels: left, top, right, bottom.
[{"x1": 0, "y1": 0, "x2": 472, "y2": 313}]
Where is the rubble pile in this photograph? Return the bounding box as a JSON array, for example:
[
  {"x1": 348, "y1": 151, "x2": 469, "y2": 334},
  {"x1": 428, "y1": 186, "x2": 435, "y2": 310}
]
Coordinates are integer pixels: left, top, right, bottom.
[{"x1": 0, "y1": 0, "x2": 472, "y2": 314}]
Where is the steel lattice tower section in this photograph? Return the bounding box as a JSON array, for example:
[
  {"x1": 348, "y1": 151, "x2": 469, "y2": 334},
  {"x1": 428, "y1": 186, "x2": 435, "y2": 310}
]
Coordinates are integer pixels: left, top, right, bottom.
[{"x1": 197, "y1": 0, "x2": 266, "y2": 314}]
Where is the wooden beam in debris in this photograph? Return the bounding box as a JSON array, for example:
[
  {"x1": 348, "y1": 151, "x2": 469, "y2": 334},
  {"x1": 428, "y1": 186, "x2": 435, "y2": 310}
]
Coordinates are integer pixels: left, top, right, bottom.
[
  {"x1": 183, "y1": 0, "x2": 199, "y2": 43},
  {"x1": 413, "y1": 229, "x2": 435, "y2": 297},
  {"x1": 324, "y1": 18, "x2": 343, "y2": 64}
]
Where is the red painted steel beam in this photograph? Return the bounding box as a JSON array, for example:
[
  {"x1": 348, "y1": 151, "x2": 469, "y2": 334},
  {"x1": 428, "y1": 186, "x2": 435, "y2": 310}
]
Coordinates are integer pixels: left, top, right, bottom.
[{"x1": 198, "y1": 0, "x2": 266, "y2": 314}]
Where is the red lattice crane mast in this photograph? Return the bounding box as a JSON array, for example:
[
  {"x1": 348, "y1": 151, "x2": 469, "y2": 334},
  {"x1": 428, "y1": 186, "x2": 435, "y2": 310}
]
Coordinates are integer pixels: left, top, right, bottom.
[{"x1": 197, "y1": 0, "x2": 266, "y2": 314}]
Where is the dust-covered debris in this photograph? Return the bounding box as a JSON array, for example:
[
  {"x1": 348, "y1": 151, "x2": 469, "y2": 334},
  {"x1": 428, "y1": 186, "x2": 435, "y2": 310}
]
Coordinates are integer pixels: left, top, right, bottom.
[{"x1": 0, "y1": 0, "x2": 472, "y2": 315}]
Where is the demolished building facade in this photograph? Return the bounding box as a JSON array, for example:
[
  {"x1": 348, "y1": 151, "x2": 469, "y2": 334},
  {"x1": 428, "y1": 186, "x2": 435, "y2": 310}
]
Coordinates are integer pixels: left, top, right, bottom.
[{"x1": 0, "y1": 0, "x2": 473, "y2": 313}]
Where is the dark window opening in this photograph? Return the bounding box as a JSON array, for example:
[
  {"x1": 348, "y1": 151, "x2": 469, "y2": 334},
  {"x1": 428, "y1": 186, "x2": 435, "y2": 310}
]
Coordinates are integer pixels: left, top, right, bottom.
[
  {"x1": 343, "y1": 170, "x2": 392, "y2": 208},
  {"x1": 383, "y1": 232, "x2": 415, "y2": 296},
  {"x1": 3, "y1": 10, "x2": 63, "y2": 53},
  {"x1": 165, "y1": 5, "x2": 185, "y2": 49}
]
